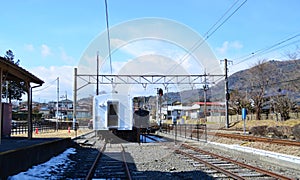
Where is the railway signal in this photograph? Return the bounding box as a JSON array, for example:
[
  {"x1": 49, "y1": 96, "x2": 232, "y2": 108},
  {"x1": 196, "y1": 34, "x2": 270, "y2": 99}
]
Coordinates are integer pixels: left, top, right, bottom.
[{"x1": 158, "y1": 88, "x2": 163, "y2": 96}]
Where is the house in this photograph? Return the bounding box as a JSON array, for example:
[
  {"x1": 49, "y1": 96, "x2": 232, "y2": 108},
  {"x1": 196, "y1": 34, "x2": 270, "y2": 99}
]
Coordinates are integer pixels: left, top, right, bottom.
[{"x1": 161, "y1": 101, "x2": 225, "y2": 122}]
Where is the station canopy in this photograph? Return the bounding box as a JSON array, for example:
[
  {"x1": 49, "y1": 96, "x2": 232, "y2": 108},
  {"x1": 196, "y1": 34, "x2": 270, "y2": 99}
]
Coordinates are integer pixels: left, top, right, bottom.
[
  {"x1": 0, "y1": 57, "x2": 44, "y2": 85},
  {"x1": 0, "y1": 56, "x2": 44, "y2": 140}
]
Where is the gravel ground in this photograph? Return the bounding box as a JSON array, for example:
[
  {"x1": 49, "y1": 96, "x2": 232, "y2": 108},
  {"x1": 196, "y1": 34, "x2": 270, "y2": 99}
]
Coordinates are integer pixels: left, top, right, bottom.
[
  {"x1": 123, "y1": 139, "x2": 300, "y2": 179},
  {"x1": 65, "y1": 139, "x2": 300, "y2": 179},
  {"x1": 23, "y1": 128, "x2": 300, "y2": 179},
  {"x1": 124, "y1": 143, "x2": 213, "y2": 179},
  {"x1": 158, "y1": 133, "x2": 300, "y2": 179}
]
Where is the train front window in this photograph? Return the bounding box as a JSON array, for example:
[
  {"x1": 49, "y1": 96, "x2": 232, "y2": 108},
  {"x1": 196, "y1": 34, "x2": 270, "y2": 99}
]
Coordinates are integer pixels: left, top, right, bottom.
[{"x1": 109, "y1": 104, "x2": 118, "y2": 115}]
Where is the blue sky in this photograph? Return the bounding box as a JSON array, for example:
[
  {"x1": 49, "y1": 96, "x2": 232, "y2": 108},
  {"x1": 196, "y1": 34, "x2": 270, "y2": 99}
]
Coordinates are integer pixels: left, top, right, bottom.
[{"x1": 0, "y1": 0, "x2": 299, "y2": 102}]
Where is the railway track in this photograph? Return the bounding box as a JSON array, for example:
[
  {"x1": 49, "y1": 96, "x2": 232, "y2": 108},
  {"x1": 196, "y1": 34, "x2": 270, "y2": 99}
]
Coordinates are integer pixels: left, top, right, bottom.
[
  {"x1": 86, "y1": 143, "x2": 132, "y2": 180},
  {"x1": 175, "y1": 143, "x2": 293, "y2": 179},
  {"x1": 163, "y1": 124, "x2": 300, "y2": 147},
  {"x1": 212, "y1": 132, "x2": 300, "y2": 147},
  {"x1": 186, "y1": 126, "x2": 300, "y2": 146}
]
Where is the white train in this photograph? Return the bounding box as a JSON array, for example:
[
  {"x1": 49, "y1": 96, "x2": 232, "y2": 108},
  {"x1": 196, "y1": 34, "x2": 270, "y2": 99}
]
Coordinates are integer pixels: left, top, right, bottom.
[
  {"x1": 93, "y1": 93, "x2": 133, "y2": 130},
  {"x1": 93, "y1": 93, "x2": 151, "y2": 142}
]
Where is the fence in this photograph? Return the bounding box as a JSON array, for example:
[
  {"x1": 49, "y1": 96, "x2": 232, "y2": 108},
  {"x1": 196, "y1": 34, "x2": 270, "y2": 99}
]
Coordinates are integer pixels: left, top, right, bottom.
[
  {"x1": 11, "y1": 122, "x2": 57, "y2": 135},
  {"x1": 10, "y1": 120, "x2": 79, "y2": 135},
  {"x1": 161, "y1": 123, "x2": 207, "y2": 142},
  {"x1": 206, "y1": 112, "x2": 300, "y2": 124}
]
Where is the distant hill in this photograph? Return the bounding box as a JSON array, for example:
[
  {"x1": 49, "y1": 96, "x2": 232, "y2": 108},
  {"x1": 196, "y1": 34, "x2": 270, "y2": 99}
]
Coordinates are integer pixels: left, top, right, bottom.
[
  {"x1": 228, "y1": 59, "x2": 300, "y2": 93},
  {"x1": 85, "y1": 59, "x2": 300, "y2": 106},
  {"x1": 161, "y1": 59, "x2": 300, "y2": 103}
]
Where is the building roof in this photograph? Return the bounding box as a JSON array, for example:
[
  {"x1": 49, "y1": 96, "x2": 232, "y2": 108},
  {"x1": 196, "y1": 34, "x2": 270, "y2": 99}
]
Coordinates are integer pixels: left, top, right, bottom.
[
  {"x1": 0, "y1": 56, "x2": 44, "y2": 85},
  {"x1": 193, "y1": 102, "x2": 225, "y2": 106}
]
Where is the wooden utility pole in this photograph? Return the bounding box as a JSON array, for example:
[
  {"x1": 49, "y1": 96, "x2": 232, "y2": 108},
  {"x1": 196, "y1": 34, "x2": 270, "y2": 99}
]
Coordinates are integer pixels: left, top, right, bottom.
[
  {"x1": 224, "y1": 59, "x2": 230, "y2": 128},
  {"x1": 221, "y1": 58, "x2": 231, "y2": 128}
]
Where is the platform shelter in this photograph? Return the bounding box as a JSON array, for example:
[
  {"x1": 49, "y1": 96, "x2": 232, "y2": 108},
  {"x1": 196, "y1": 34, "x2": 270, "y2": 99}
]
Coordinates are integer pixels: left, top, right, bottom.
[{"x1": 0, "y1": 57, "x2": 44, "y2": 142}]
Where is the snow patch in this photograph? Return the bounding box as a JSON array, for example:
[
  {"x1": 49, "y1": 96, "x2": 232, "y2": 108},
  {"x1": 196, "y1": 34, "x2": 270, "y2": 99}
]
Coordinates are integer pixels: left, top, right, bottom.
[{"x1": 9, "y1": 148, "x2": 77, "y2": 180}]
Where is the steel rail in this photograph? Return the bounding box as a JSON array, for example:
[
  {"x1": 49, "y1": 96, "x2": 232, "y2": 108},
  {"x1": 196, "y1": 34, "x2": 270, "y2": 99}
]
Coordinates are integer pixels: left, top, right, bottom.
[
  {"x1": 182, "y1": 144, "x2": 293, "y2": 180},
  {"x1": 85, "y1": 143, "x2": 107, "y2": 180},
  {"x1": 214, "y1": 132, "x2": 300, "y2": 147},
  {"x1": 188, "y1": 128, "x2": 300, "y2": 146},
  {"x1": 175, "y1": 149, "x2": 246, "y2": 180},
  {"x1": 121, "y1": 145, "x2": 132, "y2": 180}
]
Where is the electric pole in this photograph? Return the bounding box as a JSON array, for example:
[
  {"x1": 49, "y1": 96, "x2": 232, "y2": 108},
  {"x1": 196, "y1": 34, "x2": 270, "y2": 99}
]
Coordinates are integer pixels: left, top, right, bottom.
[
  {"x1": 203, "y1": 71, "x2": 208, "y2": 120},
  {"x1": 96, "y1": 51, "x2": 99, "y2": 96},
  {"x1": 224, "y1": 59, "x2": 233, "y2": 128},
  {"x1": 221, "y1": 59, "x2": 232, "y2": 128}
]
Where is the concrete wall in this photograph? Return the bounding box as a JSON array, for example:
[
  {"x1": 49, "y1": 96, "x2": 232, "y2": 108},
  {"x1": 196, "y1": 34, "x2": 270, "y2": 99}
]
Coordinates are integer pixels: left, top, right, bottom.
[{"x1": 0, "y1": 138, "x2": 73, "y2": 178}]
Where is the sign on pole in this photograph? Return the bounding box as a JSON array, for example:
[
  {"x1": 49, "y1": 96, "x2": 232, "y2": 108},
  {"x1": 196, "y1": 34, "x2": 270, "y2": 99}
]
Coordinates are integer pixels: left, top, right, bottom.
[{"x1": 242, "y1": 108, "x2": 247, "y2": 135}]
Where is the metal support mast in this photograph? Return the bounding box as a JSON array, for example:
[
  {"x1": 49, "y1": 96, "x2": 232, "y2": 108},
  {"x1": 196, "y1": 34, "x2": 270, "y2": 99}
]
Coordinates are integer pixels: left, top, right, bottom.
[
  {"x1": 96, "y1": 52, "x2": 99, "y2": 96},
  {"x1": 56, "y1": 77, "x2": 59, "y2": 131},
  {"x1": 73, "y1": 68, "x2": 77, "y2": 136}
]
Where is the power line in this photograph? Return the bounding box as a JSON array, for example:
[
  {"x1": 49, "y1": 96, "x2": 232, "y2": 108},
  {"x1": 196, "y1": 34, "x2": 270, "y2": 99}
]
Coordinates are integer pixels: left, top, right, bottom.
[
  {"x1": 33, "y1": 78, "x2": 57, "y2": 92},
  {"x1": 232, "y1": 33, "x2": 300, "y2": 67},
  {"x1": 167, "y1": 0, "x2": 248, "y2": 74},
  {"x1": 231, "y1": 76, "x2": 300, "y2": 92}
]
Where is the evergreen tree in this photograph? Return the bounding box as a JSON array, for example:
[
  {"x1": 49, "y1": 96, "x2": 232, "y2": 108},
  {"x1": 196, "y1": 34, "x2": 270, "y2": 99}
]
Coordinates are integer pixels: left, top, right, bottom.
[{"x1": 2, "y1": 50, "x2": 25, "y2": 103}]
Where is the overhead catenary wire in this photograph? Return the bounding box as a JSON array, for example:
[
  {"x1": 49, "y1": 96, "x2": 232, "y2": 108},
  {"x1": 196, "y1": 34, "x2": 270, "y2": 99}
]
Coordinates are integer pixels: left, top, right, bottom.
[{"x1": 167, "y1": 0, "x2": 248, "y2": 74}]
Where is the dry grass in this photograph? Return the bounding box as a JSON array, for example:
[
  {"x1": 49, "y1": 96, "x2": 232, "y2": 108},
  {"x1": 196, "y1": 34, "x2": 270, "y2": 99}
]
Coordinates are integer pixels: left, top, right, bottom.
[
  {"x1": 230, "y1": 119, "x2": 300, "y2": 130},
  {"x1": 11, "y1": 129, "x2": 93, "y2": 138}
]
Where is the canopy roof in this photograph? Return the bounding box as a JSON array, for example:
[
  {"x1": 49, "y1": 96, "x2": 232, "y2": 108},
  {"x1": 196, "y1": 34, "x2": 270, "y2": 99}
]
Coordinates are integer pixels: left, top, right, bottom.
[{"x1": 0, "y1": 57, "x2": 44, "y2": 85}]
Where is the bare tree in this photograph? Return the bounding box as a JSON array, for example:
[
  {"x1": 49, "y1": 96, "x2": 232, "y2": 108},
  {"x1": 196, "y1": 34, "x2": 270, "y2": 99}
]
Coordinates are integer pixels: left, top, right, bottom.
[
  {"x1": 247, "y1": 59, "x2": 275, "y2": 120},
  {"x1": 284, "y1": 45, "x2": 300, "y2": 60},
  {"x1": 229, "y1": 89, "x2": 251, "y2": 115},
  {"x1": 273, "y1": 93, "x2": 295, "y2": 120}
]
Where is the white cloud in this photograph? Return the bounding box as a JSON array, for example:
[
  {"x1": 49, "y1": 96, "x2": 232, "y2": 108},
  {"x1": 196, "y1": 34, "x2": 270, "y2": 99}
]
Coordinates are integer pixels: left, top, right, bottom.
[
  {"x1": 41, "y1": 44, "x2": 51, "y2": 57},
  {"x1": 30, "y1": 65, "x2": 74, "y2": 102},
  {"x1": 24, "y1": 44, "x2": 35, "y2": 52},
  {"x1": 231, "y1": 41, "x2": 243, "y2": 49},
  {"x1": 60, "y1": 47, "x2": 75, "y2": 64},
  {"x1": 216, "y1": 41, "x2": 243, "y2": 55}
]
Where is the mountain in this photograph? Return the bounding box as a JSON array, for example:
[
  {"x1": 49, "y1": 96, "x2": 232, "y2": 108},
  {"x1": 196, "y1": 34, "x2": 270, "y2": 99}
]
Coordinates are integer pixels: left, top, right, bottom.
[
  {"x1": 160, "y1": 59, "x2": 300, "y2": 104},
  {"x1": 227, "y1": 59, "x2": 300, "y2": 94},
  {"x1": 86, "y1": 59, "x2": 300, "y2": 106}
]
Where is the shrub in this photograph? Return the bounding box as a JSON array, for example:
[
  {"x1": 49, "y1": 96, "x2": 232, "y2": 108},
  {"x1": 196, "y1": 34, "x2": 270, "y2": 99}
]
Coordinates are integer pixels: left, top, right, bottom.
[
  {"x1": 267, "y1": 126, "x2": 283, "y2": 138},
  {"x1": 249, "y1": 126, "x2": 268, "y2": 136},
  {"x1": 277, "y1": 126, "x2": 293, "y2": 137},
  {"x1": 292, "y1": 124, "x2": 300, "y2": 141}
]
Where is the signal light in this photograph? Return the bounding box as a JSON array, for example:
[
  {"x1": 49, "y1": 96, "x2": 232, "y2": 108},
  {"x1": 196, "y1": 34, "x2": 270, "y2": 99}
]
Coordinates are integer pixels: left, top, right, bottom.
[{"x1": 158, "y1": 88, "x2": 163, "y2": 96}]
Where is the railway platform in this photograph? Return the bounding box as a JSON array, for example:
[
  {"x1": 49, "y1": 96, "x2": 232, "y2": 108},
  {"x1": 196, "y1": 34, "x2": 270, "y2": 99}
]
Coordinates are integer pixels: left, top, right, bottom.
[{"x1": 0, "y1": 137, "x2": 73, "y2": 178}]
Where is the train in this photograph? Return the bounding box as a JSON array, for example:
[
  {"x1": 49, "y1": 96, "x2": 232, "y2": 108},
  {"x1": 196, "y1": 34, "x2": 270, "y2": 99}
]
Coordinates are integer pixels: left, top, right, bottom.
[{"x1": 93, "y1": 93, "x2": 151, "y2": 142}]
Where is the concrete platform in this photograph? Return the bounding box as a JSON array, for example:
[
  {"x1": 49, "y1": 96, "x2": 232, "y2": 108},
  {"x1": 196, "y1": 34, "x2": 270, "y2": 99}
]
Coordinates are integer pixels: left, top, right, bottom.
[
  {"x1": 0, "y1": 137, "x2": 73, "y2": 178},
  {"x1": 0, "y1": 137, "x2": 59, "y2": 152}
]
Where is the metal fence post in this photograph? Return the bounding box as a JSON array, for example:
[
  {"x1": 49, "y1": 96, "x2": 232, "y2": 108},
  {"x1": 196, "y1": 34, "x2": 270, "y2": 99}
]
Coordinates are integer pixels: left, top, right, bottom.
[
  {"x1": 179, "y1": 124, "x2": 181, "y2": 137},
  {"x1": 197, "y1": 124, "x2": 199, "y2": 141},
  {"x1": 190, "y1": 124, "x2": 192, "y2": 140},
  {"x1": 185, "y1": 124, "x2": 186, "y2": 139},
  {"x1": 205, "y1": 124, "x2": 207, "y2": 142}
]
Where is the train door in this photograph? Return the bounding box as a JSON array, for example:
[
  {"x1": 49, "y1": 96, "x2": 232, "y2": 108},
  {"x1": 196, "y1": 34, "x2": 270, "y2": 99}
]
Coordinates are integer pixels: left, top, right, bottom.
[{"x1": 107, "y1": 100, "x2": 119, "y2": 128}]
